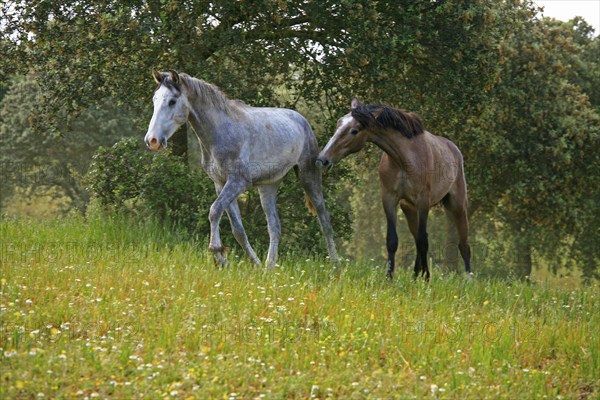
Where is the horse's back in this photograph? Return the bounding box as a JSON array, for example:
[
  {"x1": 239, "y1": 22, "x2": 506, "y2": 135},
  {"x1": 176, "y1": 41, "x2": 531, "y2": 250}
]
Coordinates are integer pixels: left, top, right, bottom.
[
  {"x1": 245, "y1": 106, "x2": 307, "y2": 127},
  {"x1": 231, "y1": 106, "x2": 317, "y2": 183},
  {"x1": 426, "y1": 132, "x2": 468, "y2": 203},
  {"x1": 426, "y1": 131, "x2": 464, "y2": 166},
  {"x1": 379, "y1": 131, "x2": 466, "y2": 207},
  {"x1": 244, "y1": 106, "x2": 318, "y2": 156}
]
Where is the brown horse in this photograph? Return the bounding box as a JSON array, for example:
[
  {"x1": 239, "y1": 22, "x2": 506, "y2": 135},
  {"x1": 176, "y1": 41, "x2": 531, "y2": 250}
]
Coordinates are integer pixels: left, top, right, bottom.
[{"x1": 317, "y1": 98, "x2": 471, "y2": 280}]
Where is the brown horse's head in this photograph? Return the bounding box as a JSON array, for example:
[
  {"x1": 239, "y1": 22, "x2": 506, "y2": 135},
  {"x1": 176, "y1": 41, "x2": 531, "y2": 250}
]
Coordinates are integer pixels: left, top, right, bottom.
[
  {"x1": 317, "y1": 98, "x2": 425, "y2": 170},
  {"x1": 316, "y1": 98, "x2": 371, "y2": 170}
]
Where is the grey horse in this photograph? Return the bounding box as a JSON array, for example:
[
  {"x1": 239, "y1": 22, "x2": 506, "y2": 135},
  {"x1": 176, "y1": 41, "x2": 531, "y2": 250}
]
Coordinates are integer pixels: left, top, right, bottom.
[{"x1": 144, "y1": 70, "x2": 338, "y2": 267}]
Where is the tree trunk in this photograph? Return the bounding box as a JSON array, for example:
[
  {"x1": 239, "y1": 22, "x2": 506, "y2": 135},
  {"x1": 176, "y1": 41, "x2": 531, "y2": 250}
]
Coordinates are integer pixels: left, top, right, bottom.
[{"x1": 514, "y1": 232, "x2": 532, "y2": 280}]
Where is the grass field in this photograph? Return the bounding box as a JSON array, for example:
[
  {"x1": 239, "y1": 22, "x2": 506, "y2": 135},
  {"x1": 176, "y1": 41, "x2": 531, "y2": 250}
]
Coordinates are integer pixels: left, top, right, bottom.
[{"x1": 1, "y1": 216, "x2": 598, "y2": 399}]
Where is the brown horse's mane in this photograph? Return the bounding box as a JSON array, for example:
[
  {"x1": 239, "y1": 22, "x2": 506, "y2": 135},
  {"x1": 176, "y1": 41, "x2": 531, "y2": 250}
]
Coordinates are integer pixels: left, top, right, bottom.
[{"x1": 352, "y1": 104, "x2": 424, "y2": 138}]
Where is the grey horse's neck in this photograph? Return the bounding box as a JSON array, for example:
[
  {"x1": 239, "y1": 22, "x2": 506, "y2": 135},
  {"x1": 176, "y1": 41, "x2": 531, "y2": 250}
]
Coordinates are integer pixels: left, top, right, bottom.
[{"x1": 184, "y1": 79, "x2": 239, "y2": 146}]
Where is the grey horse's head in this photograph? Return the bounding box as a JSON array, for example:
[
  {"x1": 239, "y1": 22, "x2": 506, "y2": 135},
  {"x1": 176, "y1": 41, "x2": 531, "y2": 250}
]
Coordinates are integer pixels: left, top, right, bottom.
[{"x1": 144, "y1": 70, "x2": 190, "y2": 151}]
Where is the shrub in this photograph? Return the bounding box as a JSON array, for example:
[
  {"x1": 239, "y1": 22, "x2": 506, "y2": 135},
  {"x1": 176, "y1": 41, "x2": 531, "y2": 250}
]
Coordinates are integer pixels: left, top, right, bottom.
[
  {"x1": 87, "y1": 137, "x2": 351, "y2": 257},
  {"x1": 87, "y1": 137, "x2": 151, "y2": 208},
  {"x1": 87, "y1": 138, "x2": 212, "y2": 235}
]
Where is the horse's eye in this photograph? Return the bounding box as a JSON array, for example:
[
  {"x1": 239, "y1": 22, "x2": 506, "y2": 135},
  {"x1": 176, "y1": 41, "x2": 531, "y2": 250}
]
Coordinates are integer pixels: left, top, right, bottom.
[
  {"x1": 350, "y1": 128, "x2": 359, "y2": 135},
  {"x1": 168, "y1": 99, "x2": 176, "y2": 107}
]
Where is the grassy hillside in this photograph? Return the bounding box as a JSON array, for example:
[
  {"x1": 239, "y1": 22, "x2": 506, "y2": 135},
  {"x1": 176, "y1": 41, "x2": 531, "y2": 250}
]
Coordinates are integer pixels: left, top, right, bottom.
[{"x1": 1, "y1": 216, "x2": 598, "y2": 399}]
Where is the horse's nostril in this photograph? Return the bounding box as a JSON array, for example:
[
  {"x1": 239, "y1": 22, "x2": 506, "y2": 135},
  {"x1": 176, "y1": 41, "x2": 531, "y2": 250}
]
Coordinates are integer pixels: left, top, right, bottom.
[
  {"x1": 315, "y1": 158, "x2": 327, "y2": 167},
  {"x1": 150, "y1": 138, "x2": 157, "y2": 145}
]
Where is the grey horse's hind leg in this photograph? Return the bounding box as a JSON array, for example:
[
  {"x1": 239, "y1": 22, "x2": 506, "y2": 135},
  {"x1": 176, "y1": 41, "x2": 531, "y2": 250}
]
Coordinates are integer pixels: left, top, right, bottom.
[
  {"x1": 298, "y1": 167, "x2": 339, "y2": 262},
  {"x1": 226, "y1": 199, "x2": 262, "y2": 266},
  {"x1": 258, "y1": 184, "x2": 281, "y2": 268}
]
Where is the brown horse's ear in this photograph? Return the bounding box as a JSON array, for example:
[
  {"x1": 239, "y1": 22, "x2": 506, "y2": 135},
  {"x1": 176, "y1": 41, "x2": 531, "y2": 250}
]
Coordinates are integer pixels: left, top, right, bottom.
[
  {"x1": 351, "y1": 97, "x2": 362, "y2": 110},
  {"x1": 168, "y1": 70, "x2": 180, "y2": 84},
  {"x1": 370, "y1": 107, "x2": 383, "y2": 120},
  {"x1": 152, "y1": 69, "x2": 163, "y2": 84}
]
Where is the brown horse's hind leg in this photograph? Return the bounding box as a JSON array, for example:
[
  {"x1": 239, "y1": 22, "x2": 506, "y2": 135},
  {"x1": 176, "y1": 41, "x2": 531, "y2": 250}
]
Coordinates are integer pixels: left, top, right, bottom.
[
  {"x1": 456, "y1": 210, "x2": 471, "y2": 275},
  {"x1": 442, "y1": 194, "x2": 471, "y2": 275},
  {"x1": 400, "y1": 203, "x2": 420, "y2": 275}
]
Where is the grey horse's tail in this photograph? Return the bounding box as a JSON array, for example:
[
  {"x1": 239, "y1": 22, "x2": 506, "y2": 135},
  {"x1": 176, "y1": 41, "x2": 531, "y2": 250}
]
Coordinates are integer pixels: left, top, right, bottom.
[
  {"x1": 294, "y1": 165, "x2": 317, "y2": 216},
  {"x1": 304, "y1": 193, "x2": 317, "y2": 216}
]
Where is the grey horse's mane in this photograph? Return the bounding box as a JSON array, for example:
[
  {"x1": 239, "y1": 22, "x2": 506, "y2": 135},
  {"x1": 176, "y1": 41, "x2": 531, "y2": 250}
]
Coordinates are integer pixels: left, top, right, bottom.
[{"x1": 178, "y1": 73, "x2": 245, "y2": 116}]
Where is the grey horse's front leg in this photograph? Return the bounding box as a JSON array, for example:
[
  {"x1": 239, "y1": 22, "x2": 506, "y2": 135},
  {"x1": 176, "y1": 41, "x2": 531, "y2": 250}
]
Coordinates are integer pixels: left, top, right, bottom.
[
  {"x1": 208, "y1": 178, "x2": 249, "y2": 266},
  {"x1": 226, "y1": 199, "x2": 262, "y2": 266}
]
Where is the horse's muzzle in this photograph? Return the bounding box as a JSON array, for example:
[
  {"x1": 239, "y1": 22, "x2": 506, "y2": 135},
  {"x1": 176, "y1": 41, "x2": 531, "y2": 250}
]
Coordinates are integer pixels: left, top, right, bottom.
[
  {"x1": 315, "y1": 158, "x2": 333, "y2": 171},
  {"x1": 145, "y1": 136, "x2": 167, "y2": 151}
]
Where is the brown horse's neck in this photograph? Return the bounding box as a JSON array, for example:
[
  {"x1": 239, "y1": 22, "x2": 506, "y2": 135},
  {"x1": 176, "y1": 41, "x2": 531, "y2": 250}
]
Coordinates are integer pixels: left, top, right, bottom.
[{"x1": 368, "y1": 128, "x2": 418, "y2": 168}]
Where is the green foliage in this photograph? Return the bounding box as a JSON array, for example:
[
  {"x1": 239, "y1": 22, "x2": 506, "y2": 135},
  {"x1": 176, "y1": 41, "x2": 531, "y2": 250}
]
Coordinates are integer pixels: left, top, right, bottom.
[
  {"x1": 0, "y1": 75, "x2": 138, "y2": 211},
  {"x1": 87, "y1": 137, "x2": 352, "y2": 257},
  {"x1": 461, "y1": 16, "x2": 600, "y2": 280},
  {"x1": 0, "y1": 1, "x2": 534, "y2": 127},
  {"x1": 2, "y1": 0, "x2": 599, "y2": 280},
  {"x1": 88, "y1": 137, "x2": 211, "y2": 234},
  {"x1": 141, "y1": 151, "x2": 209, "y2": 234},
  {"x1": 1, "y1": 0, "x2": 356, "y2": 128},
  {"x1": 567, "y1": 18, "x2": 600, "y2": 110},
  {"x1": 87, "y1": 138, "x2": 149, "y2": 208}
]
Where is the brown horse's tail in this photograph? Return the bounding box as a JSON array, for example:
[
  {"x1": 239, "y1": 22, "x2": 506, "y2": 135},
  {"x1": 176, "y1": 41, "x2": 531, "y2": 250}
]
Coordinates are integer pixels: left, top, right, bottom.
[{"x1": 304, "y1": 193, "x2": 317, "y2": 216}]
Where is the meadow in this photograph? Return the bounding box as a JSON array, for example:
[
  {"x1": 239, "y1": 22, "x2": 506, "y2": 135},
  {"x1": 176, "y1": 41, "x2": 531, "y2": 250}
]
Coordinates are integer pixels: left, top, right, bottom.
[{"x1": 1, "y1": 216, "x2": 598, "y2": 399}]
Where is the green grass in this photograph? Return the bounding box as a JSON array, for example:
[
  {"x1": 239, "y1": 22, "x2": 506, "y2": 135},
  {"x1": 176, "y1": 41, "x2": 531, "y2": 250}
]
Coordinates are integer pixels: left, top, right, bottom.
[{"x1": 1, "y1": 216, "x2": 598, "y2": 399}]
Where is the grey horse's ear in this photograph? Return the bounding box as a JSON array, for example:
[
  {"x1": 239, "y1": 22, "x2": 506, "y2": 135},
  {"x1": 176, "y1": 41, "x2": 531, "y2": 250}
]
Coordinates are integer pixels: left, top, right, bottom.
[
  {"x1": 351, "y1": 97, "x2": 362, "y2": 110},
  {"x1": 152, "y1": 69, "x2": 163, "y2": 84},
  {"x1": 168, "y1": 70, "x2": 180, "y2": 84}
]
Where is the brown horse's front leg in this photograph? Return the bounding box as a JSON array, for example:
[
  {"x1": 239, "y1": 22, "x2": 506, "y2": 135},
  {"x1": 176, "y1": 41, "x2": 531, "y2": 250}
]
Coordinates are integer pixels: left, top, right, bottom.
[
  {"x1": 382, "y1": 191, "x2": 399, "y2": 279},
  {"x1": 415, "y1": 209, "x2": 430, "y2": 281},
  {"x1": 385, "y1": 218, "x2": 398, "y2": 279}
]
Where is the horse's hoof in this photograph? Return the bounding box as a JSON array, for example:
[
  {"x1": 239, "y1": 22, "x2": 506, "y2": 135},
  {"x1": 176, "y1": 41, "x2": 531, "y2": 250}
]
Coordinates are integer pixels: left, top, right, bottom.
[
  {"x1": 212, "y1": 251, "x2": 229, "y2": 268},
  {"x1": 466, "y1": 272, "x2": 474, "y2": 282},
  {"x1": 328, "y1": 253, "x2": 340, "y2": 263},
  {"x1": 251, "y1": 258, "x2": 262, "y2": 267},
  {"x1": 265, "y1": 261, "x2": 278, "y2": 269}
]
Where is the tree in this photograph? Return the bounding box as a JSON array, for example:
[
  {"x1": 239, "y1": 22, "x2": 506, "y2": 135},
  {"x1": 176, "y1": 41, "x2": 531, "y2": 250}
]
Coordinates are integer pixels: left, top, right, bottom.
[
  {"x1": 1, "y1": 1, "x2": 357, "y2": 254},
  {"x1": 3, "y1": 1, "x2": 598, "y2": 279},
  {"x1": 1, "y1": 1, "x2": 534, "y2": 133},
  {"x1": 568, "y1": 18, "x2": 600, "y2": 111},
  {"x1": 316, "y1": 0, "x2": 544, "y2": 267},
  {"x1": 1, "y1": 1, "x2": 342, "y2": 129},
  {"x1": 0, "y1": 75, "x2": 137, "y2": 212},
  {"x1": 2, "y1": 0, "x2": 510, "y2": 243},
  {"x1": 462, "y1": 17, "x2": 600, "y2": 280}
]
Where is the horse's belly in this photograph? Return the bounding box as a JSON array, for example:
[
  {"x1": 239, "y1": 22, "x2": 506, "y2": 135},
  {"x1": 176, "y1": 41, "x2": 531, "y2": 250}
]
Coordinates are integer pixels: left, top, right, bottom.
[
  {"x1": 247, "y1": 136, "x2": 304, "y2": 182},
  {"x1": 251, "y1": 161, "x2": 295, "y2": 184},
  {"x1": 392, "y1": 171, "x2": 453, "y2": 207}
]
